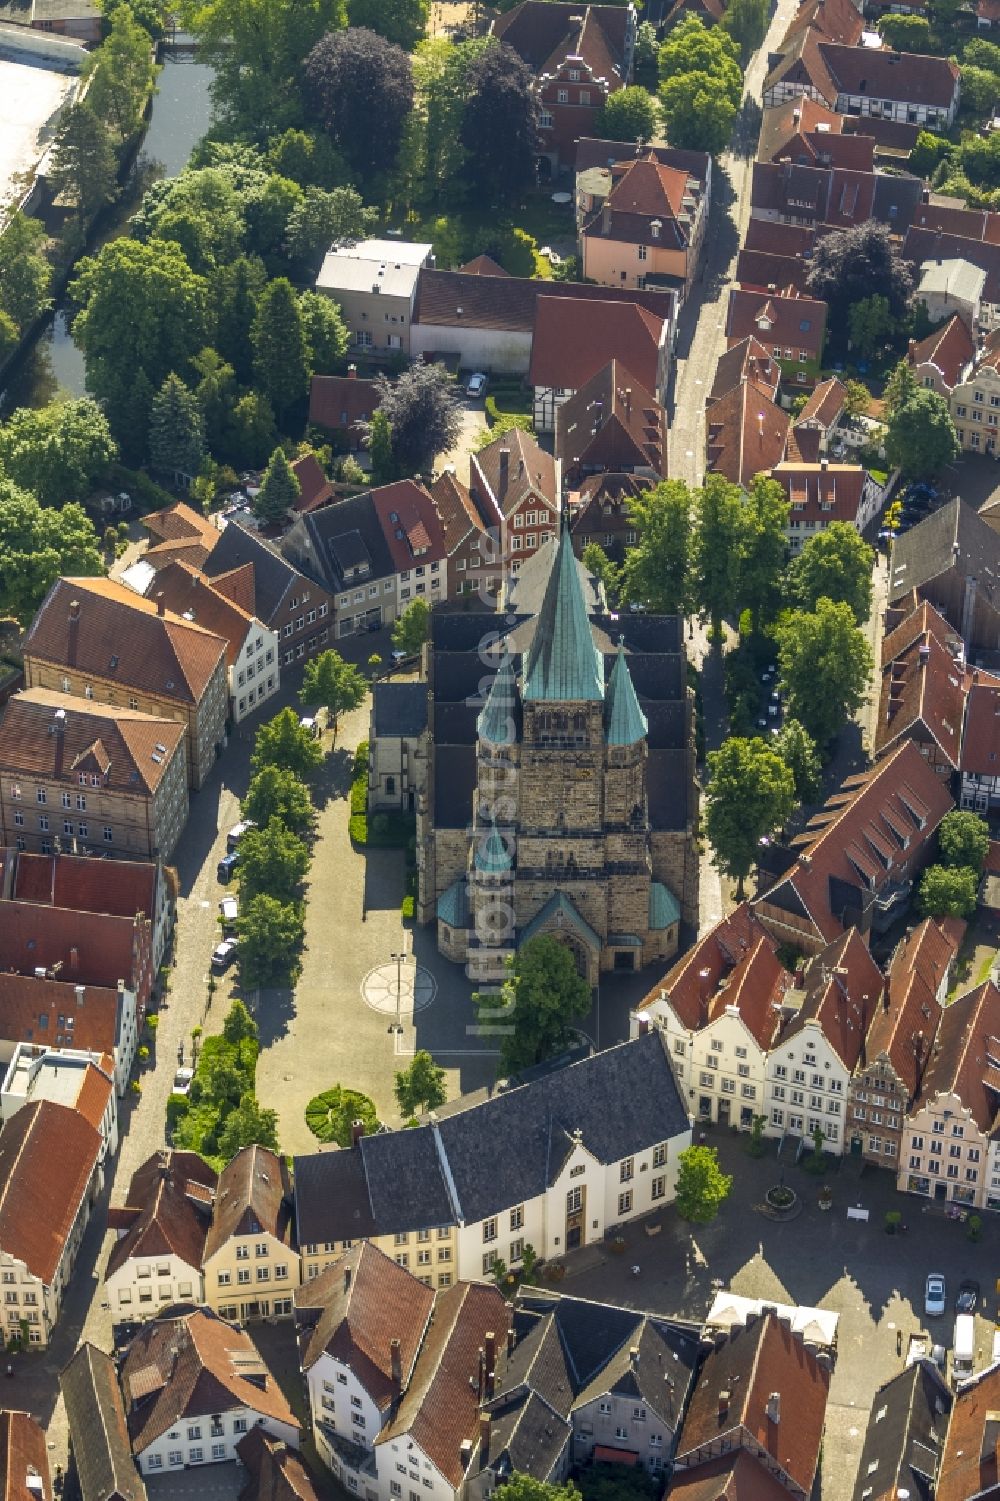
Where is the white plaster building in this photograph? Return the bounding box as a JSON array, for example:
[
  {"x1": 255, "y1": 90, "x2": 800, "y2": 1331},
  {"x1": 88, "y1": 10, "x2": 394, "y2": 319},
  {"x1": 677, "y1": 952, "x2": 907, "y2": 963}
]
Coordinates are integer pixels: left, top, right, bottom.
[{"x1": 105, "y1": 1149, "x2": 217, "y2": 1317}]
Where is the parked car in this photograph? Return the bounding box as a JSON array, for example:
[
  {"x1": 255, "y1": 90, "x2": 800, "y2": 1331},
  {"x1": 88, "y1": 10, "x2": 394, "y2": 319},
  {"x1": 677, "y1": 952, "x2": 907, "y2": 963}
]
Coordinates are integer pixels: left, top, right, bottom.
[
  {"x1": 172, "y1": 1067, "x2": 194, "y2": 1096},
  {"x1": 210, "y1": 937, "x2": 239, "y2": 973},
  {"x1": 925, "y1": 1273, "x2": 947, "y2": 1318},
  {"x1": 226, "y1": 820, "x2": 253, "y2": 851},
  {"x1": 217, "y1": 851, "x2": 240, "y2": 883},
  {"x1": 466, "y1": 372, "x2": 488, "y2": 398},
  {"x1": 956, "y1": 1279, "x2": 980, "y2": 1314},
  {"x1": 299, "y1": 715, "x2": 319, "y2": 739},
  {"x1": 219, "y1": 896, "x2": 238, "y2": 932}
]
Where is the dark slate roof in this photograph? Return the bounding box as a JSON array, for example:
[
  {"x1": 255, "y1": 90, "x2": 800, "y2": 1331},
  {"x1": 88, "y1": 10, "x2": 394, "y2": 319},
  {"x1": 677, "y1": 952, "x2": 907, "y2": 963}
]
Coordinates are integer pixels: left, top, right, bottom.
[
  {"x1": 281, "y1": 493, "x2": 395, "y2": 594},
  {"x1": 434, "y1": 1029, "x2": 688, "y2": 1223},
  {"x1": 372, "y1": 683, "x2": 428, "y2": 739},
  {"x1": 850, "y1": 1360, "x2": 951, "y2": 1501},
  {"x1": 481, "y1": 1388, "x2": 572, "y2": 1483},
  {"x1": 361, "y1": 1127, "x2": 455, "y2": 1232},
  {"x1": 433, "y1": 745, "x2": 478, "y2": 826},
  {"x1": 61, "y1": 1343, "x2": 147, "y2": 1501},
  {"x1": 873, "y1": 171, "x2": 923, "y2": 231},
  {"x1": 201, "y1": 521, "x2": 299, "y2": 624},
  {"x1": 889, "y1": 497, "x2": 1000, "y2": 615},
  {"x1": 648, "y1": 749, "x2": 691, "y2": 829},
  {"x1": 293, "y1": 1148, "x2": 376, "y2": 1246}
]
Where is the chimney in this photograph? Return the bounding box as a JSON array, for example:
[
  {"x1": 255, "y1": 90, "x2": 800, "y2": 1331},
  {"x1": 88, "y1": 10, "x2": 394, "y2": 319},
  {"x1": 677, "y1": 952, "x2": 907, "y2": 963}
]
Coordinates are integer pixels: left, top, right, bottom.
[
  {"x1": 344, "y1": 1265, "x2": 352, "y2": 1294},
  {"x1": 69, "y1": 947, "x2": 79, "y2": 973},
  {"x1": 766, "y1": 1392, "x2": 781, "y2": 1424},
  {"x1": 820, "y1": 457, "x2": 829, "y2": 470},
  {"x1": 390, "y1": 1337, "x2": 402, "y2": 1389},
  {"x1": 718, "y1": 1388, "x2": 731, "y2": 1420},
  {"x1": 347, "y1": 364, "x2": 357, "y2": 380},
  {"x1": 498, "y1": 447, "x2": 510, "y2": 495},
  {"x1": 351, "y1": 1119, "x2": 366, "y2": 1147},
  {"x1": 68, "y1": 598, "x2": 81, "y2": 622},
  {"x1": 602, "y1": 199, "x2": 612, "y2": 235},
  {"x1": 479, "y1": 1413, "x2": 491, "y2": 1465},
  {"x1": 918, "y1": 643, "x2": 931, "y2": 667},
  {"x1": 477, "y1": 1347, "x2": 486, "y2": 1399},
  {"x1": 75, "y1": 984, "x2": 85, "y2": 1007},
  {"x1": 506, "y1": 1327, "x2": 516, "y2": 1357},
  {"x1": 155, "y1": 593, "x2": 166, "y2": 617},
  {"x1": 485, "y1": 1331, "x2": 497, "y2": 1397},
  {"x1": 629, "y1": 1345, "x2": 639, "y2": 1369},
  {"x1": 636, "y1": 1011, "x2": 650, "y2": 1036},
  {"x1": 908, "y1": 339, "x2": 917, "y2": 357}
]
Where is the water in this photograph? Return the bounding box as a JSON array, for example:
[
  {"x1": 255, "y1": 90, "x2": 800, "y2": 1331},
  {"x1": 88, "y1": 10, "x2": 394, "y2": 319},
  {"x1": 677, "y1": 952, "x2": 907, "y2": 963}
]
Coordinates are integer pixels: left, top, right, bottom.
[{"x1": 1, "y1": 49, "x2": 215, "y2": 410}]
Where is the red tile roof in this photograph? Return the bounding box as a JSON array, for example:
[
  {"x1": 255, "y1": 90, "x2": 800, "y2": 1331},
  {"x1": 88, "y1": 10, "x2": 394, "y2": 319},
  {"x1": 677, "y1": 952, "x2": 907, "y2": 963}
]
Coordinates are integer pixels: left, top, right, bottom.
[
  {"x1": 470, "y1": 428, "x2": 558, "y2": 522},
  {"x1": 675, "y1": 1312, "x2": 830, "y2": 1496},
  {"x1": 26, "y1": 577, "x2": 227, "y2": 709},
  {"x1": 430, "y1": 470, "x2": 491, "y2": 556},
  {"x1": 208, "y1": 562, "x2": 258, "y2": 616},
  {"x1": 904, "y1": 226, "x2": 1000, "y2": 304},
  {"x1": 771, "y1": 461, "x2": 867, "y2": 526},
  {"x1": 0, "y1": 1099, "x2": 101, "y2": 1282},
  {"x1": 961, "y1": 668, "x2": 1000, "y2": 774},
  {"x1": 0, "y1": 688, "x2": 186, "y2": 794},
  {"x1": 917, "y1": 981, "x2": 1000, "y2": 1135},
  {"x1": 743, "y1": 219, "x2": 817, "y2": 258},
  {"x1": 370, "y1": 480, "x2": 449, "y2": 572},
  {"x1": 75, "y1": 1060, "x2": 115, "y2": 1133},
  {"x1": 237, "y1": 1430, "x2": 322, "y2": 1501},
  {"x1": 288, "y1": 454, "x2": 335, "y2": 517},
  {"x1": 781, "y1": 928, "x2": 884, "y2": 1070},
  {"x1": 556, "y1": 359, "x2": 667, "y2": 479},
  {"x1": 9, "y1": 850, "x2": 157, "y2": 922},
  {"x1": 308, "y1": 373, "x2": 381, "y2": 434},
  {"x1": 754, "y1": 742, "x2": 954, "y2": 947},
  {"x1": 0, "y1": 1412, "x2": 51, "y2": 1501},
  {"x1": 141, "y1": 560, "x2": 258, "y2": 670},
  {"x1": 758, "y1": 96, "x2": 844, "y2": 162},
  {"x1": 0, "y1": 970, "x2": 126, "y2": 1059},
  {"x1": 458, "y1": 255, "x2": 510, "y2": 277},
  {"x1": 667, "y1": 1450, "x2": 796, "y2": 1501},
  {"x1": 295, "y1": 1242, "x2": 435, "y2": 1408},
  {"x1": 708, "y1": 336, "x2": 781, "y2": 403},
  {"x1": 493, "y1": 1, "x2": 631, "y2": 82},
  {"x1": 122, "y1": 1308, "x2": 298, "y2": 1453},
  {"x1": 706, "y1": 381, "x2": 791, "y2": 488},
  {"x1": 876, "y1": 612, "x2": 968, "y2": 769},
  {"x1": 865, "y1": 918, "x2": 958, "y2": 1099},
  {"x1": 782, "y1": 0, "x2": 865, "y2": 48},
  {"x1": 725, "y1": 288, "x2": 827, "y2": 356},
  {"x1": 797, "y1": 375, "x2": 847, "y2": 428},
  {"x1": 735, "y1": 248, "x2": 812, "y2": 295},
  {"x1": 529, "y1": 297, "x2": 666, "y2": 396},
  {"x1": 0, "y1": 898, "x2": 145, "y2": 992},
  {"x1": 106, "y1": 1150, "x2": 218, "y2": 1280},
  {"x1": 908, "y1": 314, "x2": 975, "y2": 390},
  {"x1": 377, "y1": 1281, "x2": 509, "y2": 1485},
  {"x1": 644, "y1": 902, "x2": 786, "y2": 1034},
  {"x1": 938, "y1": 1362, "x2": 1000, "y2": 1501},
  {"x1": 583, "y1": 154, "x2": 701, "y2": 252}
]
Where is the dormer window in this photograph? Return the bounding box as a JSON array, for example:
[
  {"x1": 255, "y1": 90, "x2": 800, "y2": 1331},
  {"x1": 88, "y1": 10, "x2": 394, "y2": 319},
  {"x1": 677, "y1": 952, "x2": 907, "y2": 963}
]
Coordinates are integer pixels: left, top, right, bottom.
[
  {"x1": 650, "y1": 220, "x2": 661, "y2": 240},
  {"x1": 569, "y1": 68, "x2": 581, "y2": 81},
  {"x1": 758, "y1": 317, "x2": 772, "y2": 331}
]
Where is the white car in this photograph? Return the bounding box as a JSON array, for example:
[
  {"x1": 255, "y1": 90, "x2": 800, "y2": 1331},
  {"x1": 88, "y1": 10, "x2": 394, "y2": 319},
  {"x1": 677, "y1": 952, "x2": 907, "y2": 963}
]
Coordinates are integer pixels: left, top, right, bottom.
[
  {"x1": 466, "y1": 372, "x2": 488, "y2": 398},
  {"x1": 925, "y1": 1273, "x2": 946, "y2": 1318},
  {"x1": 211, "y1": 937, "x2": 239, "y2": 974},
  {"x1": 172, "y1": 1067, "x2": 194, "y2": 1096}
]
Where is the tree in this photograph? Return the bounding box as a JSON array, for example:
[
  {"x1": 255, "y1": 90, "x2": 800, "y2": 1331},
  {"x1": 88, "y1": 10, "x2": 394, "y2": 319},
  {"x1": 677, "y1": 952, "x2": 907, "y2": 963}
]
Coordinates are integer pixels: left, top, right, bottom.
[
  {"x1": 634, "y1": 20, "x2": 659, "y2": 85},
  {"x1": 180, "y1": 0, "x2": 348, "y2": 135},
  {"x1": 674, "y1": 1144, "x2": 733, "y2": 1224},
  {"x1": 776, "y1": 597, "x2": 873, "y2": 748},
  {"x1": 848, "y1": 293, "x2": 897, "y2": 360},
  {"x1": 843, "y1": 379, "x2": 871, "y2": 420},
  {"x1": 460, "y1": 42, "x2": 540, "y2": 208},
  {"x1": 242, "y1": 764, "x2": 315, "y2": 834},
  {"x1": 391, "y1": 598, "x2": 430, "y2": 657},
  {"x1": 255, "y1": 445, "x2": 301, "y2": 524},
  {"x1": 229, "y1": 391, "x2": 278, "y2": 468},
  {"x1": 722, "y1": 0, "x2": 767, "y2": 60},
  {"x1": 217, "y1": 1093, "x2": 280, "y2": 1157},
  {"x1": 621, "y1": 481, "x2": 692, "y2": 615},
  {"x1": 252, "y1": 706, "x2": 324, "y2": 780},
  {"x1": 806, "y1": 221, "x2": 914, "y2": 328},
  {"x1": 304, "y1": 28, "x2": 415, "y2": 180},
  {"x1": 222, "y1": 998, "x2": 258, "y2": 1045},
  {"x1": 496, "y1": 1479, "x2": 580, "y2": 1501},
  {"x1": 938, "y1": 810, "x2": 991, "y2": 873},
  {"x1": 879, "y1": 12, "x2": 931, "y2": 48},
  {"x1": 704, "y1": 737, "x2": 796, "y2": 897},
  {"x1": 394, "y1": 1050, "x2": 446, "y2": 1116},
  {"x1": 148, "y1": 373, "x2": 205, "y2": 478},
  {"x1": 658, "y1": 70, "x2": 738, "y2": 155},
  {"x1": 582, "y1": 542, "x2": 621, "y2": 602},
  {"x1": 692, "y1": 474, "x2": 743, "y2": 635},
  {"x1": 659, "y1": 16, "x2": 742, "y2": 100},
  {"x1": 70, "y1": 237, "x2": 210, "y2": 459},
  {"x1": 736, "y1": 475, "x2": 789, "y2": 634},
  {"x1": 100, "y1": 0, "x2": 171, "y2": 38},
  {"x1": 298, "y1": 290, "x2": 349, "y2": 374},
  {"x1": 476, "y1": 935, "x2": 591, "y2": 1075},
  {"x1": 238, "y1": 817, "x2": 311, "y2": 903},
  {"x1": 347, "y1": 0, "x2": 428, "y2": 52},
  {"x1": 883, "y1": 359, "x2": 918, "y2": 421},
  {"x1": 236, "y1": 892, "x2": 305, "y2": 986},
  {"x1": 301, "y1": 649, "x2": 367, "y2": 744},
  {"x1": 252, "y1": 278, "x2": 311, "y2": 421},
  {"x1": 786, "y1": 521, "x2": 875, "y2": 625},
  {"x1": 0, "y1": 214, "x2": 52, "y2": 333},
  {"x1": 285, "y1": 187, "x2": 377, "y2": 277},
  {"x1": 49, "y1": 103, "x2": 118, "y2": 225},
  {"x1": 369, "y1": 364, "x2": 462, "y2": 478},
  {"x1": 911, "y1": 129, "x2": 953, "y2": 179},
  {"x1": 305, "y1": 1084, "x2": 380, "y2": 1143},
  {"x1": 0, "y1": 481, "x2": 103, "y2": 624},
  {"x1": 368, "y1": 408, "x2": 396, "y2": 485},
  {"x1": 959, "y1": 64, "x2": 1000, "y2": 117},
  {"x1": 594, "y1": 86, "x2": 659, "y2": 142},
  {"x1": 213, "y1": 255, "x2": 267, "y2": 384},
  {"x1": 772, "y1": 718, "x2": 822, "y2": 803},
  {"x1": 0, "y1": 311, "x2": 16, "y2": 366},
  {"x1": 917, "y1": 864, "x2": 979, "y2": 920},
  {"x1": 0, "y1": 398, "x2": 116, "y2": 507},
  {"x1": 86, "y1": 6, "x2": 156, "y2": 139},
  {"x1": 414, "y1": 35, "x2": 491, "y2": 206},
  {"x1": 885, "y1": 389, "x2": 959, "y2": 479}
]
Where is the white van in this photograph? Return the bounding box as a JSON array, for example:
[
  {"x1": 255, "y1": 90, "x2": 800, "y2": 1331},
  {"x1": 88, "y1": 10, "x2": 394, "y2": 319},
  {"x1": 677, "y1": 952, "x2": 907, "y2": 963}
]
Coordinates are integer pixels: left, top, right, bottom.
[{"x1": 953, "y1": 1313, "x2": 975, "y2": 1383}]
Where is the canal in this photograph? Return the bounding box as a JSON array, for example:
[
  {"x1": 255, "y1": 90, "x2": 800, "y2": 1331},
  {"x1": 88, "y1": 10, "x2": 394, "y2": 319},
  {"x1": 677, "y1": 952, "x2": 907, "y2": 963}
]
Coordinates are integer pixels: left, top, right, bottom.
[{"x1": 1, "y1": 44, "x2": 214, "y2": 411}]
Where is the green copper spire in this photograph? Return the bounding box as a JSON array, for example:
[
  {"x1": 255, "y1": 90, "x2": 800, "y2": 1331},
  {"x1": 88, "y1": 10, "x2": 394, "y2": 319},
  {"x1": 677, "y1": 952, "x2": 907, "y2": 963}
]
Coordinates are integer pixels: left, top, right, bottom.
[
  {"x1": 477, "y1": 650, "x2": 518, "y2": 744},
  {"x1": 474, "y1": 817, "x2": 512, "y2": 874},
  {"x1": 523, "y1": 522, "x2": 604, "y2": 702},
  {"x1": 605, "y1": 640, "x2": 648, "y2": 745}
]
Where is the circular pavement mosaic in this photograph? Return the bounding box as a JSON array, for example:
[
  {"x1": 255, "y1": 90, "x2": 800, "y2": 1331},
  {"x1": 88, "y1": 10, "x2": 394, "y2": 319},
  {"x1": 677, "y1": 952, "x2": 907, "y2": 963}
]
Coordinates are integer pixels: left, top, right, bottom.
[{"x1": 361, "y1": 961, "x2": 437, "y2": 1017}]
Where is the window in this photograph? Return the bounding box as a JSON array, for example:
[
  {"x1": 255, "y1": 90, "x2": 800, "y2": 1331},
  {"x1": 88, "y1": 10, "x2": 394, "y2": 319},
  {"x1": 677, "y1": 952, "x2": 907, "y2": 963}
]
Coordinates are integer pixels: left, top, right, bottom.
[
  {"x1": 256, "y1": 1267, "x2": 270, "y2": 1282},
  {"x1": 567, "y1": 1187, "x2": 582, "y2": 1213},
  {"x1": 510, "y1": 1238, "x2": 524, "y2": 1263},
  {"x1": 620, "y1": 1157, "x2": 634, "y2": 1182},
  {"x1": 482, "y1": 1251, "x2": 497, "y2": 1276},
  {"x1": 557, "y1": 88, "x2": 569, "y2": 102},
  {"x1": 540, "y1": 109, "x2": 553, "y2": 128},
  {"x1": 188, "y1": 1427, "x2": 202, "y2": 1442},
  {"x1": 236, "y1": 1244, "x2": 249, "y2": 1260},
  {"x1": 653, "y1": 1142, "x2": 667, "y2": 1167},
  {"x1": 510, "y1": 1205, "x2": 524, "y2": 1230},
  {"x1": 651, "y1": 1175, "x2": 666, "y2": 1200},
  {"x1": 638, "y1": 245, "x2": 648, "y2": 262},
  {"x1": 217, "y1": 1271, "x2": 232, "y2": 1286},
  {"x1": 212, "y1": 1445, "x2": 226, "y2": 1461},
  {"x1": 618, "y1": 1191, "x2": 633, "y2": 1215},
  {"x1": 237, "y1": 1269, "x2": 251, "y2": 1284},
  {"x1": 36, "y1": 788, "x2": 46, "y2": 804},
  {"x1": 483, "y1": 1218, "x2": 497, "y2": 1243}
]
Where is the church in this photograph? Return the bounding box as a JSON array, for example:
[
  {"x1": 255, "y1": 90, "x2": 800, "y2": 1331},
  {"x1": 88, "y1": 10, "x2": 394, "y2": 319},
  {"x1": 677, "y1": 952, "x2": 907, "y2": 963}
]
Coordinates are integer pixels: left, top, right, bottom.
[{"x1": 407, "y1": 525, "x2": 699, "y2": 986}]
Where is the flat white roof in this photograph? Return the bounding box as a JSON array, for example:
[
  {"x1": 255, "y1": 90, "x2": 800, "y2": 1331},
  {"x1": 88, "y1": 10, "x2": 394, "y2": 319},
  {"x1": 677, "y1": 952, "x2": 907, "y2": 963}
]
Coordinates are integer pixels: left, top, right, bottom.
[
  {"x1": 705, "y1": 1292, "x2": 839, "y2": 1349},
  {"x1": 316, "y1": 238, "x2": 432, "y2": 300},
  {"x1": 0, "y1": 52, "x2": 77, "y2": 230},
  {"x1": 333, "y1": 237, "x2": 433, "y2": 266}
]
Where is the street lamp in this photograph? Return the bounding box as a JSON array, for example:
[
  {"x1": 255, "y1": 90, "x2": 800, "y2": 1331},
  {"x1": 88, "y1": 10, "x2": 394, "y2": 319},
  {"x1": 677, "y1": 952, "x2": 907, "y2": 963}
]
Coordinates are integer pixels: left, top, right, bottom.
[{"x1": 390, "y1": 950, "x2": 406, "y2": 1035}]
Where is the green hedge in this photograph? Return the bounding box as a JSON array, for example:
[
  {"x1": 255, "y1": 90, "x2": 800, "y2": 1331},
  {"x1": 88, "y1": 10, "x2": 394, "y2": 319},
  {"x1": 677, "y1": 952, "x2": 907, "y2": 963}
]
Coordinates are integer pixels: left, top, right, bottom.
[{"x1": 305, "y1": 1085, "x2": 381, "y2": 1145}]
